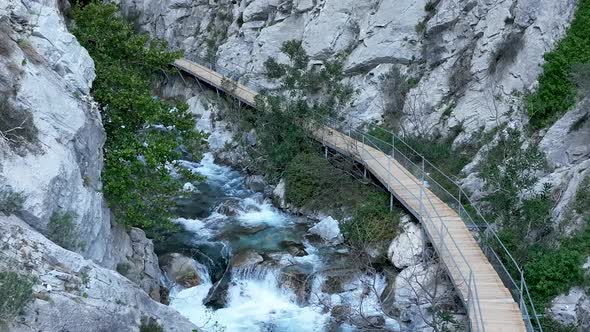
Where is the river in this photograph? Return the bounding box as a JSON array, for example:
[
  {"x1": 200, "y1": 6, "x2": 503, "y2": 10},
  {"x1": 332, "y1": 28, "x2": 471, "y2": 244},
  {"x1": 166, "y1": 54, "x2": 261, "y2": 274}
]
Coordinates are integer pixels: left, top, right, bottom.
[{"x1": 158, "y1": 153, "x2": 400, "y2": 332}]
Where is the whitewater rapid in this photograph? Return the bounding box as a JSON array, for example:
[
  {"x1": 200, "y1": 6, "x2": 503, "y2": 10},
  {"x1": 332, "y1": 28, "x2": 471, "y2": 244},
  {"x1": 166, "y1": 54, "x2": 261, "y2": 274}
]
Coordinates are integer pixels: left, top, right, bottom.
[{"x1": 166, "y1": 154, "x2": 399, "y2": 332}]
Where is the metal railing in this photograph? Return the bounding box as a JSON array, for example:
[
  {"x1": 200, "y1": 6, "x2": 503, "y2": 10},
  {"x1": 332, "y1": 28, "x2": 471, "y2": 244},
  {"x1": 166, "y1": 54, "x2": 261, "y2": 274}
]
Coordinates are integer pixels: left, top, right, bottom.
[{"x1": 175, "y1": 55, "x2": 543, "y2": 331}]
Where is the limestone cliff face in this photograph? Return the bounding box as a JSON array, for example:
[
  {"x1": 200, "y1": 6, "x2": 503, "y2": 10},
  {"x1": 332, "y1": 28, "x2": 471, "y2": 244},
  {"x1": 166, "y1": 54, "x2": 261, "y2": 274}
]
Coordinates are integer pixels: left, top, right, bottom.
[
  {"x1": 117, "y1": 0, "x2": 587, "y2": 214},
  {"x1": 0, "y1": 0, "x2": 117, "y2": 267},
  {"x1": 0, "y1": 1, "x2": 187, "y2": 329},
  {"x1": 117, "y1": 0, "x2": 575, "y2": 134},
  {"x1": 1, "y1": 215, "x2": 196, "y2": 332}
]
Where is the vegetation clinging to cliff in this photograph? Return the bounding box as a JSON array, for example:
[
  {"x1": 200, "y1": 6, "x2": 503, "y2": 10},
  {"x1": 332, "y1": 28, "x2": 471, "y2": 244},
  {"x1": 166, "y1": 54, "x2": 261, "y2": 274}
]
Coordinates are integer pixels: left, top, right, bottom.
[
  {"x1": 527, "y1": 0, "x2": 590, "y2": 127},
  {"x1": 0, "y1": 271, "x2": 34, "y2": 323},
  {"x1": 72, "y1": 2, "x2": 206, "y2": 237}
]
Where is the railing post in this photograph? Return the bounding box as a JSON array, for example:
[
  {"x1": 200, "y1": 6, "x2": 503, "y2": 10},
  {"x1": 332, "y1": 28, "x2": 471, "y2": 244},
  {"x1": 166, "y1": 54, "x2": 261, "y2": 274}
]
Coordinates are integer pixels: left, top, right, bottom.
[
  {"x1": 458, "y1": 187, "x2": 462, "y2": 217},
  {"x1": 421, "y1": 157, "x2": 425, "y2": 184},
  {"x1": 518, "y1": 270, "x2": 524, "y2": 312},
  {"x1": 391, "y1": 134, "x2": 395, "y2": 160}
]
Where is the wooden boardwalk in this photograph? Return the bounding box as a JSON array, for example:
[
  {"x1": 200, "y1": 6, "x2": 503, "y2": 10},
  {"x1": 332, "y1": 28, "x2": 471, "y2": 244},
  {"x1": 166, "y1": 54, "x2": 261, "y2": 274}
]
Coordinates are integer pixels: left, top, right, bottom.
[{"x1": 174, "y1": 58, "x2": 527, "y2": 332}]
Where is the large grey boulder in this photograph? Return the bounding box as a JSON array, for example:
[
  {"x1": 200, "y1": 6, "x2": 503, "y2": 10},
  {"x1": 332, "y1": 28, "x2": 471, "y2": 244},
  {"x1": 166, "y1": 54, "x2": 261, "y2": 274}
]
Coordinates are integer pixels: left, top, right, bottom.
[
  {"x1": 549, "y1": 287, "x2": 586, "y2": 327},
  {"x1": 1, "y1": 215, "x2": 196, "y2": 332},
  {"x1": 160, "y1": 253, "x2": 203, "y2": 288},
  {"x1": 387, "y1": 215, "x2": 425, "y2": 269},
  {"x1": 309, "y1": 216, "x2": 343, "y2": 245}
]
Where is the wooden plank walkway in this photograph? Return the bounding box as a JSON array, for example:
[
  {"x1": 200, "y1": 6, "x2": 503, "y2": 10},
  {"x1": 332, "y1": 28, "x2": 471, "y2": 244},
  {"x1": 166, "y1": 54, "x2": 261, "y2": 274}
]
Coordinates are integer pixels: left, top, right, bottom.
[{"x1": 174, "y1": 58, "x2": 527, "y2": 332}]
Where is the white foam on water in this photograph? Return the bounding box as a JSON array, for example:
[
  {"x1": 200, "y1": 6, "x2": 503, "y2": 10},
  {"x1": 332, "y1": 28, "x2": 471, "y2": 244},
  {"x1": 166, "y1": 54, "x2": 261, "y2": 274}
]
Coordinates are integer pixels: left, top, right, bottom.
[
  {"x1": 172, "y1": 217, "x2": 211, "y2": 236},
  {"x1": 171, "y1": 269, "x2": 330, "y2": 332},
  {"x1": 237, "y1": 198, "x2": 288, "y2": 226}
]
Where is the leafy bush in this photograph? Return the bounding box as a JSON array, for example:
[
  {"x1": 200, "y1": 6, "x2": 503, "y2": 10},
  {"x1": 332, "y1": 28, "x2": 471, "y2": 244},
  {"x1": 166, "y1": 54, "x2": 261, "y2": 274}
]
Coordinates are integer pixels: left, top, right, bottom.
[
  {"x1": 525, "y1": 245, "x2": 585, "y2": 307},
  {"x1": 247, "y1": 40, "x2": 352, "y2": 179},
  {"x1": 0, "y1": 271, "x2": 34, "y2": 323},
  {"x1": 0, "y1": 185, "x2": 25, "y2": 216},
  {"x1": 378, "y1": 67, "x2": 416, "y2": 128},
  {"x1": 116, "y1": 262, "x2": 132, "y2": 277},
  {"x1": 72, "y1": 2, "x2": 206, "y2": 237},
  {"x1": 526, "y1": 0, "x2": 590, "y2": 127},
  {"x1": 340, "y1": 193, "x2": 400, "y2": 249},
  {"x1": 480, "y1": 129, "x2": 547, "y2": 227},
  {"x1": 524, "y1": 226, "x2": 590, "y2": 309},
  {"x1": 139, "y1": 316, "x2": 164, "y2": 332},
  {"x1": 46, "y1": 211, "x2": 81, "y2": 251},
  {"x1": 284, "y1": 153, "x2": 399, "y2": 247}
]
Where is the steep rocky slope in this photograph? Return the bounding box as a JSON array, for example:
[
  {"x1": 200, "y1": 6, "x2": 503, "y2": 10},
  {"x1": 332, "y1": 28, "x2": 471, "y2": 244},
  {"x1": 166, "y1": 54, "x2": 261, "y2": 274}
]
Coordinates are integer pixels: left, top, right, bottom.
[
  {"x1": 1, "y1": 215, "x2": 195, "y2": 332},
  {"x1": 0, "y1": 0, "x2": 196, "y2": 330}
]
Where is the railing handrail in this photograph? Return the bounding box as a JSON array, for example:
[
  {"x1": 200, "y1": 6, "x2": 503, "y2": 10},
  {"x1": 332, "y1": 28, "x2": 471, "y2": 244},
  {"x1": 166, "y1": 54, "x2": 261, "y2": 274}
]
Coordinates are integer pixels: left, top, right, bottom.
[
  {"x1": 332, "y1": 124, "x2": 486, "y2": 331},
  {"x1": 176, "y1": 55, "x2": 543, "y2": 331}
]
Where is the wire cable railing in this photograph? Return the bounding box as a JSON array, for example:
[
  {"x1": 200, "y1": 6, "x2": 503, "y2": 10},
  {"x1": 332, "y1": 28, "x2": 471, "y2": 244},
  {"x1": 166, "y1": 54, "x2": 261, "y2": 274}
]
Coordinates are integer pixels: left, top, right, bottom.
[{"x1": 174, "y1": 55, "x2": 543, "y2": 331}]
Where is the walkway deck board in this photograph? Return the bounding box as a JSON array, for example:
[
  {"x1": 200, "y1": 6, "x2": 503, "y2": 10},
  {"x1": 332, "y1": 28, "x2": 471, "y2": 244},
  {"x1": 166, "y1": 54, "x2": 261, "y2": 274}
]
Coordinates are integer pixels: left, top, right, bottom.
[{"x1": 174, "y1": 58, "x2": 527, "y2": 332}]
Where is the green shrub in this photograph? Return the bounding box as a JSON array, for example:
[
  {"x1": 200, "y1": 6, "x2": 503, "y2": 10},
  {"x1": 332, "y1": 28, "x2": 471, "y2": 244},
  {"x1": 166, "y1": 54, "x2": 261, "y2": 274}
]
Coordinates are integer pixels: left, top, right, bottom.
[
  {"x1": 524, "y1": 226, "x2": 590, "y2": 309},
  {"x1": 248, "y1": 40, "x2": 352, "y2": 179},
  {"x1": 139, "y1": 316, "x2": 164, "y2": 332},
  {"x1": 526, "y1": 0, "x2": 590, "y2": 127},
  {"x1": 72, "y1": 2, "x2": 206, "y2": 237},
  {"x1": 46, "y1": 211, "x2": 81, "y2": 251},
  {"x1": 284, "y1": 152, "x2": 345, "y2": 208},
  {"x1": 116, "y1": 262, "x2": 132, "y2": 277},
  {"x1": 0, "y1": 186, "x2": 25, "y2": 216},
  {"x1": 0, "y1": 271, "x2": 34, "y2": 323},
  {"x1": 340, "y1": 193, "x2": 400, "y2": 249}
]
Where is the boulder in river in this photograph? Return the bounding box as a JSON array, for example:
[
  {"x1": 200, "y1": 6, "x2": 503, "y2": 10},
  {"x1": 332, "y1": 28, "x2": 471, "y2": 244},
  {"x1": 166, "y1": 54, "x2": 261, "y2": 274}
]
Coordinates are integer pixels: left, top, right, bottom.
[
  {"x1": 214, "y1": 198, "x2": 243, "y2": 216},
  {"x1": 281, "y1": 265, "x2": 312, "y2": 305},
  {"x1": 231, "y1": 250, "x2": 264, "y2": 268},
  {"x1": 279, "y1": 240, "x2": 308, "y2": 257},
  {"x1": 245, "y1": 174, "x2": 266, "y2": 192},
  {"x1": 159, "y1": 253, "x2": 202, "y2": 288},
  {"x1": 309, "y1": 216, "x2": 343, "y2": 245}
]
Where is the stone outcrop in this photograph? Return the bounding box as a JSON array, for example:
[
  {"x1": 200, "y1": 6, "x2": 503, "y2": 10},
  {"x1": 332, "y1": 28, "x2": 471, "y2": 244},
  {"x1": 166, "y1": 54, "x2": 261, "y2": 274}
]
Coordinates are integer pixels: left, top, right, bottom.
[
  {"x1": 388, "y1": 215, "x2": 425, "y2": 269},
  {"x1": 549, "y1": 287, "x2": 590, "y2": 331},
  {"x1": 309, "y1": 216, "x2": 343, "y2": 245},
  {"x1": 0, "y1": 0, "x2": 120, "y2": 267},
  {"x1": 0, "y1": 0, "x2": 173, "y2": 327},
  {"x1": 160, "y1": 253, "x2": 203, "y2": 288},
  {"x1": 118, "y1": 0, "x2": 576, "y2": 138},
  {"x1": 0, "y1": 215, "x2": 197, "y2": 332}
]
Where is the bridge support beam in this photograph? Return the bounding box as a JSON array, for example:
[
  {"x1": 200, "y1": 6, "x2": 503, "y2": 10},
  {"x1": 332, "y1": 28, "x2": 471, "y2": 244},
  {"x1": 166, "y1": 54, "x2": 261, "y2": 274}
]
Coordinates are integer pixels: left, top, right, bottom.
[{"x1": 390, "y1": 193, "x2": 394, "y2": 211}]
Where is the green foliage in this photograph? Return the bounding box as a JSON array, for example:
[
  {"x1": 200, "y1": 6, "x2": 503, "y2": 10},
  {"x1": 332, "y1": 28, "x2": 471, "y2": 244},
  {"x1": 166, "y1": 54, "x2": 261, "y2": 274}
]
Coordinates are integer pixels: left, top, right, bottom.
[
  {"x1": 72, "y1": 2, "x2": 206, "y2": 237},
  {"x1": 47, "y1": 211, "x2": 82, "y2": 251},
  {"x1": 248, "y1": 40, "x2": 353, "y2": 179},
  {"x1": 524, "y1": 226, "x2": 590, "y2": 309},
  {"x1": 480, "y1": 129, "x2": 547, "y2": 228},
  {"x1": 341, "y1": 193, "x2": 400, "y2": 249},
  {"x1": 116, "y1": 262, "x2": 132, "y2": 276},
  {"x1": 0, "y1": 271, "x2": 34, "y2": 323},
  {"x1": 526, "y1": 0, "x2": 590, "y2": 127},
  {"x1": 378, "y1": 67, "x2": 415, "y2": 129},
  {"x1": 0, "y1": 185, "x2": 25, "y2": 216},
  {"x1": 284, "y1": 153, "x2": 399, "y2": 247},
  {"x1": 139, "y1": 316, "x2": 164, "y2": 332}
]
